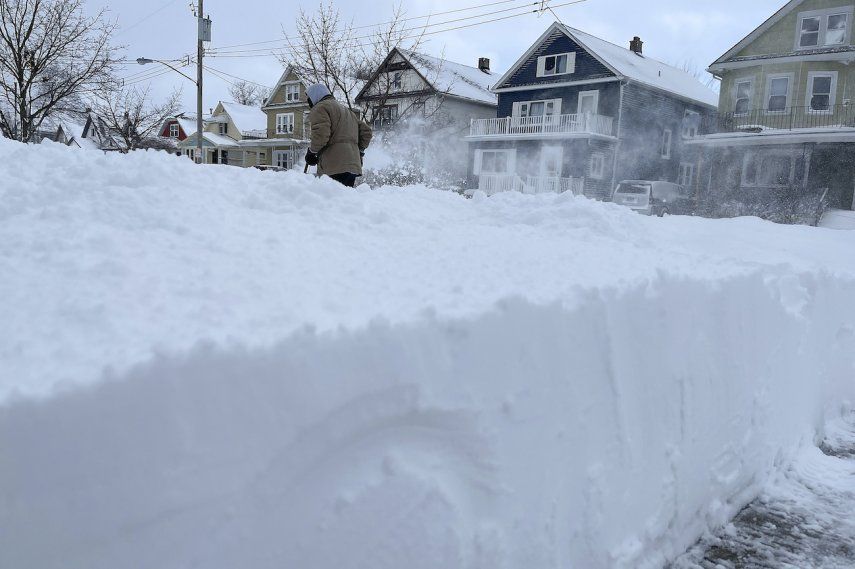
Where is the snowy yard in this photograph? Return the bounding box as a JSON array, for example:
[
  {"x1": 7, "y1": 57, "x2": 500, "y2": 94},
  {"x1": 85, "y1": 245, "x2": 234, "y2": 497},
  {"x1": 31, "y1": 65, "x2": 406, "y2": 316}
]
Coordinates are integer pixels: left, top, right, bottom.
[{"x1": 1, "y1": 139, "x2": 855, "y2": 569}]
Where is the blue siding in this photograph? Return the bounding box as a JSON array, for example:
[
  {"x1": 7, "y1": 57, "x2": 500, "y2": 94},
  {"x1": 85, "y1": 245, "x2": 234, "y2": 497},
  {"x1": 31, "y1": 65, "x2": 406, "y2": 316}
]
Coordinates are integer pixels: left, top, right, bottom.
[
  {"x1": 497, "y1": 29, "x2": 615, "y2": 89},
  {"x1": 497, "y1": 81, "x2": 621, "y2": 119}
]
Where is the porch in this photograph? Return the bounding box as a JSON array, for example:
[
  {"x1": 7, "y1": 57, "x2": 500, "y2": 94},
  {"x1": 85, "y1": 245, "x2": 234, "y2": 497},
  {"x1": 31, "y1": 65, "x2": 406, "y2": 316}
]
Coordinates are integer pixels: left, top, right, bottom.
[
  {"x1": 476, "y1": 174, "x2": 584, "y2": 196},
  {"x1": 468, "y1": 113, "x2": 615, "y2": 140}
]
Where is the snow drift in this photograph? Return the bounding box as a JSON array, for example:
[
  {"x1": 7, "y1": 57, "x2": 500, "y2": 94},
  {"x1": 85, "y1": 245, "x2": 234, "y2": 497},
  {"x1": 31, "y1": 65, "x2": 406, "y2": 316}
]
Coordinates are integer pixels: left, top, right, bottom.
[{"x1": 1, "y1": 138, "x2": 854, "y2": 569}]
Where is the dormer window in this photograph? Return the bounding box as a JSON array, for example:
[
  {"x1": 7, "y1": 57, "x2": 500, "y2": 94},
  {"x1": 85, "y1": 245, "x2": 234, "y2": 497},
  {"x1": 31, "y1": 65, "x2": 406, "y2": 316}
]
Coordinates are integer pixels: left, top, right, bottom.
[
  {"x1": 169, "y1": 123, "x2": 179, "y2": 138},
  {"x1": 797, "y1": 8, "x2": 852, "y2": 49},
  {"x1": 536, "y1": 52, "x2": 576, "y2": 77}
]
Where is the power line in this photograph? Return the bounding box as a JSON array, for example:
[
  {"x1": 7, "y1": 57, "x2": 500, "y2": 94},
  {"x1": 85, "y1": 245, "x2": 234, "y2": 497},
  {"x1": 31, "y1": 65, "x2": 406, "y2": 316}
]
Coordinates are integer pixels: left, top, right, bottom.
[
  {"x1": 118, "y1": 0, "x2": 183, "y2": 36},
  {"x1": 210, "y1": 0, "x2": 534, "y2": 52},
  {"x1": 209, "y1": 0, "x2": 543, "y2": 57},
  {"x1": 207, "y1": 0, "x2": 588, "y2": 60},
  {"x1": 203, "y1": 65, "x2": 269, "y2": 89}
]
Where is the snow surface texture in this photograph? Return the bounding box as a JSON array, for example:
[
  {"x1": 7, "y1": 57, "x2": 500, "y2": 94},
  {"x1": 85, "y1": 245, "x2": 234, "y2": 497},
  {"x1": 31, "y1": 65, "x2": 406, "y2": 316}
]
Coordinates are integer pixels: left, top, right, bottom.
[
  {"x1": 1, "y1": 138, "x2": 855, "y2": 569},
  {"x1": 672, "y1": 410, "x2": 855, "y2": 568}
]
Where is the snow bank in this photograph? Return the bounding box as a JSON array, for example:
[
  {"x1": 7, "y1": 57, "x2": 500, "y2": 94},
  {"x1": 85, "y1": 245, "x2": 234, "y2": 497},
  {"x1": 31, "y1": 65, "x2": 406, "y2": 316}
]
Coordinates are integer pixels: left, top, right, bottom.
[{"x1": 1, "y1": 138, "x2": 855, "y2": 568}]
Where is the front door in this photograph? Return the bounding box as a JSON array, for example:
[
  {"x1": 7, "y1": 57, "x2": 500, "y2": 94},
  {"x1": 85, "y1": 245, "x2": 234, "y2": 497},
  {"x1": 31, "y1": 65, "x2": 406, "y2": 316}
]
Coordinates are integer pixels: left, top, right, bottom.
[{"x1": 577, "y1": 90, "x2": 599, "y2": 115}]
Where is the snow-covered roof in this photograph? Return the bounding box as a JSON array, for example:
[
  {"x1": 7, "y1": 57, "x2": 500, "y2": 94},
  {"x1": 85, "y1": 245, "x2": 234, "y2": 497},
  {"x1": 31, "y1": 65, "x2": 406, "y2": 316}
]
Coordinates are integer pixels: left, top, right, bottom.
[
  {"x1": 178, "y1": 131, "x2": 240, "y2": 148},
  {"x1": 219, "y1": 102, "x2": 267, "y2": 133},
  {"x1": 177, "y1": 117, "x2": 200, "y2": 136},
  {"x1": 559, "y1": 24, "x2": 718, "y2": 108},
  {"x1": 398, "y1": 49, "x2": 497, "y2": 106}
]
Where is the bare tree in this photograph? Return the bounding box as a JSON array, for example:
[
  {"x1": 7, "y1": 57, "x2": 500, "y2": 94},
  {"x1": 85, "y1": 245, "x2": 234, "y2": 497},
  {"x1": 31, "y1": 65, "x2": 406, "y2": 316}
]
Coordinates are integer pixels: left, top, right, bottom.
[
  {"x1": 228, "y1": 80, "x2": 270, "y2": 106},
  {"x1": 93, "y1": 82, "x2": 182, "y2": 151},
  {"x1": 0, "y1": 0, "x2": 119, "y2": 141},
  {"x1": 281, "y1": 1, "x2": 429, "y2": 118},
  {"x1": 675, "y1": 59, "x2": 719, "y2": 92}
]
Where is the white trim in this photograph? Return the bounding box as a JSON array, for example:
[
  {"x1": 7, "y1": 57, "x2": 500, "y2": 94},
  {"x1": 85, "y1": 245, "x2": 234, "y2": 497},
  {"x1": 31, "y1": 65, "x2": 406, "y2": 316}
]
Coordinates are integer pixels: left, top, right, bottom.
[
  {"x1": 806, "y1": 70, "x2": 838, "y2": 113},
  {"x1": 491, "y1": 22, "x2": 622, "y2": 91},
  {"x1": 710, "y1": 50, "x2": 855, "y2": 73},
  {"x1": 764, "y1": 73, "x2": 794, "y2": 114},
  {"x1": 494, "y1": 77, "x2": 619, "y2": 93},
  {"x1": 283, "y1": 83, "x2": 301, "y2": 103},
  {"x1": 168, "y1": 123, "x2": 180, "y2": 138},
  {"x1": 793, "y1": 6, "x2": 853, "y2": 51},
  {"x1": 540, "y1": 145, "x2": 563, "y2": 177},
  {"x1": 688, "y1": 128, "x2": 855, "y2": 146},
  {"x1": 678, "y1": 162, "x2": 695, "y2": 187},
  {"x1": 276, "y1": 112, "x2": 295, "y2": 135},
  {"x1": 577, "y1": 90, "x2": 600, "y2": 115},
  {"x1": 513, "y1": 98, "x2": 562, "y2": 117},
  {"x1": 733, "y1": 77, "x2": 754, "y2": 116},
  {"x1": 661, "y1": 128, "x2": 673, "y2": 159},
  {"x1": 474, "y1": 148, "x2": 517, "y2": 175},
  {"x1": 273, "y1": 149, "x2": 294, "y2": 169},
  {"x1": 536, "y1": 52, "x2": 577, "y2": 77},
  {"x1": 589, "y1": 152, "x2": 606, "y2": 180}
]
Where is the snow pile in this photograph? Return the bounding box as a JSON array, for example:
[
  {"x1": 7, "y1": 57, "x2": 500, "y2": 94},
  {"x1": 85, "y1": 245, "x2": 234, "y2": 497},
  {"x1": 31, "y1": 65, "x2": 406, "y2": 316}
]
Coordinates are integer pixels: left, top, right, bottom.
[{"x1": 1, "y1": 138, "x2": 855, "y2": 569}]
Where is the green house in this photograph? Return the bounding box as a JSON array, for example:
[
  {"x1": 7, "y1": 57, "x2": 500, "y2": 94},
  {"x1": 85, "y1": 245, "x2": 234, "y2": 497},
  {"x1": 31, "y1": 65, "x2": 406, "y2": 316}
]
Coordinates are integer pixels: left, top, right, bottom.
[{"x1": 694, "y1": 0, "x2": 855, "y2": 213}]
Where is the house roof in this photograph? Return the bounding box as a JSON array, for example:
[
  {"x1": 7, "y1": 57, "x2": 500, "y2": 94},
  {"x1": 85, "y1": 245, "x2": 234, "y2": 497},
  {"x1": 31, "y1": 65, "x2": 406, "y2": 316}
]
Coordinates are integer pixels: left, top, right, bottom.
[
  {"x1": 397, "y1": 49, "x2": 498, "y2": 106},
  {"x1": 219, "y1": 102, "x2": 267, "y2": 133},
  {"x1": 711, "y1": 0, "x2": 806, "y2": 67},
  {"x1": 492, "y1": 22, "x2": 718, "y2": 109},
  {"x1": 560, "y1": 24, "x2": 718, "y2": 108},
  {"x1": 178, "y1": 131, "x2": 240, "y2": 148}
]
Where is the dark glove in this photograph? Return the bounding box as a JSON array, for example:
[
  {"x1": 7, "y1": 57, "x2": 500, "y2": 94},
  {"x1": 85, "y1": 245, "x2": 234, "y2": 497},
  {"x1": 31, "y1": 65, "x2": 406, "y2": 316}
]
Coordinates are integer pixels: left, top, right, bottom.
[{"x1": 305, "y1": 149, "x2": 319, "y2": 166}]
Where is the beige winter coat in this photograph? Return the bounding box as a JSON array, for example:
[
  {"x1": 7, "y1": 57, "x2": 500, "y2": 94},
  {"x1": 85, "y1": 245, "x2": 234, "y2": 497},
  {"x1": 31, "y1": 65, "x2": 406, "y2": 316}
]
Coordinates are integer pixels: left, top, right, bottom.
[{"x1": 309, "y1": 96, "x2": 373, "y2": 176}]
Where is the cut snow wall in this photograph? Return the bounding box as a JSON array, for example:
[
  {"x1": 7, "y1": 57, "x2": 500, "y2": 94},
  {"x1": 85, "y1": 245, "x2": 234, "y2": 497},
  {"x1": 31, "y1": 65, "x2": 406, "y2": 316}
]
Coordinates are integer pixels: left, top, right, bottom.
[{"x1": 3, "y1": 269, "x2": 854, "y2": 569}]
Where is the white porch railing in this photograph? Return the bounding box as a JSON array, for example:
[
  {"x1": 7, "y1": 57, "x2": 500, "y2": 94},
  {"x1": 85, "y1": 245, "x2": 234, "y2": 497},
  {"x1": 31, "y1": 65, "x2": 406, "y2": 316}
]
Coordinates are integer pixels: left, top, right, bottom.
[
  {"x1": 478, "y1": 174, "x2": 584, "y2": 196},
  {"x1": 470, "y1": 113, "x2": 614, "y2": 138}
]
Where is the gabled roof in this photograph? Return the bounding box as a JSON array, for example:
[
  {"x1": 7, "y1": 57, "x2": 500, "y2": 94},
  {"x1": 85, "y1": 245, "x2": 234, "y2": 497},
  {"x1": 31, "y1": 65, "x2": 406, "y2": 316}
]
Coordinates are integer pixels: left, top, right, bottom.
[
  {"x1": 178, "y1": 131, "x2": 240, "y2": 148},
  {"x1": 493, "y1": 22, "x2": 718, "y2": 109},
  {"x1": 711, "y1": 0, "x2": 805, "y2": 67},
  {"x1": 356, "y1": 48, "x2": 498, "y2": 106},
  {"x1": 219, "y1": 102, "x2": 267, "y2": 133}
]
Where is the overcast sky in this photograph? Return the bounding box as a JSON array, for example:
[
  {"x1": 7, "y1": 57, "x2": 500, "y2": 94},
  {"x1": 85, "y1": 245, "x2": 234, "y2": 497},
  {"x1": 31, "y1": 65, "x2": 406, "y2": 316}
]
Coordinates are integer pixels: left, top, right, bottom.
[{"x1": 87, "y1": 0, "x2": 786, "y2": 111}]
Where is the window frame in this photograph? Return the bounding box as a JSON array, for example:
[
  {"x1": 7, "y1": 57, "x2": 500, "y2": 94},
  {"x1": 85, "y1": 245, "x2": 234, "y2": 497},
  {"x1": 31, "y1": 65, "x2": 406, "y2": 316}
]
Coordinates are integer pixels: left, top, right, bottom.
[
  {"x1": 276, "y1": 113, "x2": 295, "y2": 134},
  {"x1": 273, "y1": 149, "x2": 294, "y2": 169},
  {"x1": 733, "y1": 78, "x2": 754, "y2": 116},
  {"x1": 682, "y1": 110, "x2": 700, "y2": 138},
  {"x1": 794, "y1": 7, "x2": 853, "y2": 50},
  {"x1": 764, "y1": 73, "x2": 793, "y2": 115},
  {"x1": 283, "y1": 83, "x2": 301, "y2": 103},
  {"x1": 678, "y1": 162, "x2": 695, "y2": 187},
  {"x1": 168, "y1": 123, "x2": 180, "y2": 138},
  {"x1": 660, "y1": 128, "x2": 673, "y2": 160},
  {"x1": 391, "y1": 71, "x2": 403, "y2": 92},
  {"x1": 741, "y1": 150, "x2": 795, "y2": 188},
  {"x1": 589, "y1": 153, "x2": 606, "y2": 180},
  {"x1": 218, "y1": 122, "x2": 228, "y2": 135},
  {"x1": 806, "y1": 71, "x2": 838, "y2": 114},
  {"x1": 474, "y1": 148, "x2": 516, "y2": 175},
  {"x1": 577, "y1": 90, "x2": 600, "y2": 115},
  {"x1": 536, "y1": 52, "x2": 577, "y2": 77},
  {"x1": 513, "y1": 98, "x2": 562, "y2": 118}
]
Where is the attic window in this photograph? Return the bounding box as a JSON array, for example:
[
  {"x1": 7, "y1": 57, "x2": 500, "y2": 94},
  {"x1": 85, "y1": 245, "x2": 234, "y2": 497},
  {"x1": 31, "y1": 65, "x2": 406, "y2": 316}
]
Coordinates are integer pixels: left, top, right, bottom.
[
  {"x1": 537, "y1": 52, "x2": 576, "y2": 77},
  {"x1": 392, "y1": 72, "x2": 403, "y2": 91},
  {"x1": 797, "y1": 9, "x2": 851, "y2": 49},
  {"x1": 169, "y1": 123, "x2": 179, "y2": 138},
  {"x1": 284, "y1": 84, "x2": 300, "y2": 102}
]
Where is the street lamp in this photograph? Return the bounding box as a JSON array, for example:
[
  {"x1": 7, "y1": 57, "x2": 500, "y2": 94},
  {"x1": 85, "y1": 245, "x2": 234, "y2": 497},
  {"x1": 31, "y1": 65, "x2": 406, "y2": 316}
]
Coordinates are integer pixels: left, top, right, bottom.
[{"x1": 137, "y1": 56, "x2": 204, "y2": 164}]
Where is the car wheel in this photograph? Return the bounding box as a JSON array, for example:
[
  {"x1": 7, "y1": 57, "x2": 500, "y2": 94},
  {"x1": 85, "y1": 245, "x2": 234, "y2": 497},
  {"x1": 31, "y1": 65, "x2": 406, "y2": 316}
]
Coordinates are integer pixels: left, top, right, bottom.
[{"x1": 658, "y1": 207, "x2": 669, "y2": 217}]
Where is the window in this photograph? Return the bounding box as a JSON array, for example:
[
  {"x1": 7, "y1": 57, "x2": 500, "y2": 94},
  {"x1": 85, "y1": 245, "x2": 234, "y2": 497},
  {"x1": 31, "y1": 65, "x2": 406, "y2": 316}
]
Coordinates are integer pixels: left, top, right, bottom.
[
  {"x1": 392, "y1": 72, "x2": 403, "y2": 91},
  {"x1": 577, "y1": 91, "x2": 599, "y2": 115},
  {"x1": 373, "y1": 105, "x2": 398, "y2": 124},
  {"x1": 742, "y1": 152, "x2": 793, "y2": 187},
  {"x1": 807, "y1": 71, "x2": 837, "y2": 112},
  {"x1": 589, "y1": 153, "x2": 605, "y2": 180},
  {"x1": 276, "y1": 113, "x2": 295, "y2": 134},
  {"x1": 169, "y1": 123, "x2": 179, "y2": 138},
  {"x1": 273, "y1": 150, "x2": 293, "y2": 169},
  {"x1": 682, "y1": 110, "x2": 700, "y2": 138},
  {"x1": 221, "y1": 150, "x2": 229, "y2": 165},
  {"x1": 219, "y1": 122, "x2": 228, "y2": 135},
  {"x1": 796, "y1": 9, "x2": 851, "y2": 49},
  {"x1": 734, "y1": 79, "x2": 753, "y2": 115},
  {"x1": 284, "y1": 84, "x2": 300, "y2": 103},
  {"x1": 536, "y1": 52, "x2": 576, "y2": 77},
  {"x1": 678, "y1": 162, "x2": 695, "y2": 187},
  {"x1": 660, "y1": 128, "x2": 672, "y2": 159},
  {"x1": 185, "y1": 148, "x2": 195, "y2": 161},
  {"x1": 765, "y1": 75, "x2": 791, "y2": 113},
  {"x1": 475, "y1": 149, "x2": 515, "y2": 174},
  {"x1": 515, "y1": 99, "x2": 561, "y2": 118}
]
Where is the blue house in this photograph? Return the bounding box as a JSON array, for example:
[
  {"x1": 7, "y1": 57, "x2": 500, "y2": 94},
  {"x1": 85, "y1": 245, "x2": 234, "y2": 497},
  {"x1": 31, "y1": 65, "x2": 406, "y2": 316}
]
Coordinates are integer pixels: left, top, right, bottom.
[{"x1": 467, "y1": 23, "x2": 719, "y2": 199}]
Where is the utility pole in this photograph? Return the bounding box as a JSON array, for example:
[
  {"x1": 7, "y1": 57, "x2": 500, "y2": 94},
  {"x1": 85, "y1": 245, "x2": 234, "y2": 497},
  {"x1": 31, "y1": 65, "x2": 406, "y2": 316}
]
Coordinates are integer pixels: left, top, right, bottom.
[{"x1": 196, "y1": 0, "x2": 204, "y2": 165}]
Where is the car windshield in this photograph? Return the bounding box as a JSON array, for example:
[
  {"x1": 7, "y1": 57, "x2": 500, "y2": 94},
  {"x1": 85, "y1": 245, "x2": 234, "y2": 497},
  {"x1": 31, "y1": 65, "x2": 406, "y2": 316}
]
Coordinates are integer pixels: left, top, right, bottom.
[{"x1": 616, "y1": 183, "x2": 650, "y2": 195}]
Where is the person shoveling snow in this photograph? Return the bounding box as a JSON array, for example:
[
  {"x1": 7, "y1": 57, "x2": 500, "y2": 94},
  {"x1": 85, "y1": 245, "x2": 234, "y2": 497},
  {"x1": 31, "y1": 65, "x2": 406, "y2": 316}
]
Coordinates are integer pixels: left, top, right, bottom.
[{"x1": 304, "y1": 83, "x2": 373, "y2": 188}]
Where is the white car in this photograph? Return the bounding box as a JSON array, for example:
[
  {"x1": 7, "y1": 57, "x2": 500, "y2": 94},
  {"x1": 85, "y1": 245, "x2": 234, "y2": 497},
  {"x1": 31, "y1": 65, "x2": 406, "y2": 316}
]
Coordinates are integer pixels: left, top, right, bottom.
[{"x1": 612, "y1": 180, "x2": 693, "y2": 216}]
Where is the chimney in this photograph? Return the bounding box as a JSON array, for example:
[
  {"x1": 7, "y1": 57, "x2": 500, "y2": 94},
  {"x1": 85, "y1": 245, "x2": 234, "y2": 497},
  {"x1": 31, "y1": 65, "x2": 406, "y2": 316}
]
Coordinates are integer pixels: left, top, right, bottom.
[
  {"x1": 478, "y1": 57, "x2": 491, "y2": 73},
  {"x1": 630, "y1": 36, "x2": 643, "y2": 55}
]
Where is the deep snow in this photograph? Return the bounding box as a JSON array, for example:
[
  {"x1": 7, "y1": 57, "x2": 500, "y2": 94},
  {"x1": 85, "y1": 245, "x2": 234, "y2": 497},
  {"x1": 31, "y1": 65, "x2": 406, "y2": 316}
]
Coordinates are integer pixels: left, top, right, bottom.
[{"x1": 1, "y1": 138, "x2": 855, "y2": 568}]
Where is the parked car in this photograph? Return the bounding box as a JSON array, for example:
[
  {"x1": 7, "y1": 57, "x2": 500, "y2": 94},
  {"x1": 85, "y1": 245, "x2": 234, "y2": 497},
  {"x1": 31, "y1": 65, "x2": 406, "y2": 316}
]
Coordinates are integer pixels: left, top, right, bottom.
[{"x1": 612, "y1": 180, "x2": 693, "y2": 216}]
